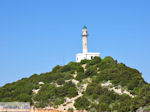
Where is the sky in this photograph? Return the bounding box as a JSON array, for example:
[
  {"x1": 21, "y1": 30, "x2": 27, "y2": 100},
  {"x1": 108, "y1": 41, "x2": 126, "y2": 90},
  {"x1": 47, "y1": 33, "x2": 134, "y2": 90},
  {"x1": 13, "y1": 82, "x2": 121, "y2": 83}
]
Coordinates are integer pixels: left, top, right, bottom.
[{"x1": 0, "y1": 0, "x2": 150, "y2": 86}]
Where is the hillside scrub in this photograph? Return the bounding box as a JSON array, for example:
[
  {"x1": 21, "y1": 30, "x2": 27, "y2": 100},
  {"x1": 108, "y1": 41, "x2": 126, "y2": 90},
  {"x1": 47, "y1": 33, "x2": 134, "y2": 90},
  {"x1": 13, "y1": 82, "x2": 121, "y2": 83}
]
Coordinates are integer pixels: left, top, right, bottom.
[{"x1": 0, "y1": 56, "x2": 150, "y2": 111}]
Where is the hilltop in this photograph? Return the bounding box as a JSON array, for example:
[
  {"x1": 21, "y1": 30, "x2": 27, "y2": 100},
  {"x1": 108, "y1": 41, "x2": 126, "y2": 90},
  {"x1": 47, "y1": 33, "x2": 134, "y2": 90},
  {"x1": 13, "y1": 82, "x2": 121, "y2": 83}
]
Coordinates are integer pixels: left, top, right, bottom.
[{"x1": 0, "y1": 56, "x2": 150, "y2": 112}]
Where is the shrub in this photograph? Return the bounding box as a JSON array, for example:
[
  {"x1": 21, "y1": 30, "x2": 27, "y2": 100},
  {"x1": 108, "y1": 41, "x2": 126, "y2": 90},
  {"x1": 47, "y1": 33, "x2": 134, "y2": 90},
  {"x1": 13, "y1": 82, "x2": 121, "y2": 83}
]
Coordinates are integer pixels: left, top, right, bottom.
[
  {"x1": 76, "y1": 66, "x2": 84, "y2": 73},
  {"x1": 86, "y1": 56, "x2": 101, "y2": 68},
  {"x1": 68, "y1": 108, "x2": 74, "y2": 112},
  {"x1": 74, "y1": 96, "x2": 90, "y2": 110},
  {"x1": 64, "y1": 74, "x2": 73, "y2": 80},
  {"x1": 102, "y1": 56, "x2": 116, "y2": 64},
  {"x1": 61, "y1": 65, "x2": 71, "y2": 72},
  {"x1": 86, "y1": 85, "x2": 95, "y2": 95},
  {"x1": 54, "y1": 98, "x2": 64, "y2": 105},
  {"x1": 57, "y1": 78, "x2": 65, "y2": 85},
  {"x1": 52, "y1": 65, "x2": 62, "y2": 73},
  {"x1": 80, "y1": 59, "x2": 89, "y2": 64},
  {"x1": 68, "y1": 61, "x2": 79, "y2": 70},
  {"x1": 67, "y1": 87, "x2": 78, "y2": 98},
  {"x1": 76, "y1": 72, "x2": 87, "y2": 81},
  {"x1": 85, "y1": 66, "x2": 97, "y2": 76}
]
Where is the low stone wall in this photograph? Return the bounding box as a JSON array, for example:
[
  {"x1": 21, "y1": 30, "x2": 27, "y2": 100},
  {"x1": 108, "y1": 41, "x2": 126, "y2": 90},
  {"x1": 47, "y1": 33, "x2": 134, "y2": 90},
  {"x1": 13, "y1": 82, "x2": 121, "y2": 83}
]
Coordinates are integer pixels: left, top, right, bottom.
[
  {"x1": 0, "y1": 108, "x2": 86, "y2": 112},
  {"x1": 0, "y1": 108, "x2": 30, "y2": 112},
  {"x1": 31, "y1": 108, "x2": 60, "y2": 112},
  {"x1": 31, "y1": 108, "x2": 86, "y2": 112}
]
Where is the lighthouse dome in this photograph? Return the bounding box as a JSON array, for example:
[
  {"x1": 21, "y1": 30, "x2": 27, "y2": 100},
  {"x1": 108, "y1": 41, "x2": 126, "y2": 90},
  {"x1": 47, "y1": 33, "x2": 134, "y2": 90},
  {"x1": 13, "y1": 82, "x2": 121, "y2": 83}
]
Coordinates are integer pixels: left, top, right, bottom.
[{"x1": 83, "y1": 25, "x2": 87, "y2": 29}]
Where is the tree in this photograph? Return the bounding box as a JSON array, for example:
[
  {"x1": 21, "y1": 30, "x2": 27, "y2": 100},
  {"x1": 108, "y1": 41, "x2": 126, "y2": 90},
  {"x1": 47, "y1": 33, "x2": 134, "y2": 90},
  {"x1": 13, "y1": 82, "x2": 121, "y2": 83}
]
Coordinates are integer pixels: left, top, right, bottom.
[{"x1": 74, "y1": 96, "x2": 90, "y2": 110}]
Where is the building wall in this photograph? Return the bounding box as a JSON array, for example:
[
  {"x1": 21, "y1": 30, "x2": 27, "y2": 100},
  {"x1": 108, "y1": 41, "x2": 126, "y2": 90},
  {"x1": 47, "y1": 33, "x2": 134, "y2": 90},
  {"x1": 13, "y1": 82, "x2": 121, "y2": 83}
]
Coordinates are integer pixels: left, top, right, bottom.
[
  {"x1": 82, "y1": 36, "x2": 88, "y2": 54},
  {"x1": 76, "y1": 53, "x2": 100, "y2": 62}
]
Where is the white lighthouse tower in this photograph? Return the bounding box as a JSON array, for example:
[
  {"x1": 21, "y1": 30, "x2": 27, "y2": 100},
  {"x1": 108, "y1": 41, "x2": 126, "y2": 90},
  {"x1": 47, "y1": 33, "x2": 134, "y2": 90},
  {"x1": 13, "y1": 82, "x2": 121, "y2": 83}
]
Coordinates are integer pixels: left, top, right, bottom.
[
  {"x1": 82, "y1": 26, "x2": 88, "y2": 54},
  {"x1": 76, "y1": 26, "x2": 100, "y2": 62}
]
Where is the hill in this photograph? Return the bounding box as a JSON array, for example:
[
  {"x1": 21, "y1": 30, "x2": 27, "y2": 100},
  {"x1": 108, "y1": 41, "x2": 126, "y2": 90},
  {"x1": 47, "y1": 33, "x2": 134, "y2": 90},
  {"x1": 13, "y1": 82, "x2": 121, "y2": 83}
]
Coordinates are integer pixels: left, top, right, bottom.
[{"x1": 0, "y1": 56, "x2": 150, "y2": 112}]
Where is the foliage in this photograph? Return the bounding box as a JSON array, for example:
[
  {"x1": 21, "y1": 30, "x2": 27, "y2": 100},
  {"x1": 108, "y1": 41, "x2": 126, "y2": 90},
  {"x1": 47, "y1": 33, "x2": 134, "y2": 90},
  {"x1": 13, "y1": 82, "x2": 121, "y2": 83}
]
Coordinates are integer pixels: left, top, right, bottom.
[
  {"x1": 68, "y1": 108, "x2": 74, "y2": 112},
  {"x1": 86, "y1": 56, "x2": 101, "y2": 68},
  {"x1": 74, "y1": 96, "x2": 90, "y2": 110},
  {"x1": 0, "y1": 56, "x2": 149, "y2": 112},
  {"x1": 56, "y1": 78, "x2": 65, "y2": 85}
]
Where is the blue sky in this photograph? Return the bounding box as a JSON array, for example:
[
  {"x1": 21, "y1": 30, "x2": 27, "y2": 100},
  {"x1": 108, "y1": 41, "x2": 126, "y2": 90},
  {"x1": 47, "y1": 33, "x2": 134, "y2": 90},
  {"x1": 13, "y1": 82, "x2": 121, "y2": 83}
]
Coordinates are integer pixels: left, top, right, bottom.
[{"x1": 0, "y1": 0, "x2": 150, "y2": 86}]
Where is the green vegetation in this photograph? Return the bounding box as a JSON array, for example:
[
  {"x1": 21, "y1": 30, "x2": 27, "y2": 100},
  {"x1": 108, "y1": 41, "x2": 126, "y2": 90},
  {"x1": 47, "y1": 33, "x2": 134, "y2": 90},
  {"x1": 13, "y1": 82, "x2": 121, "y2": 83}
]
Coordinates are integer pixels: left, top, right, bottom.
[
  {"x1": 33, "y1": 81, "x2": 78, "y2": 107},
  {"x1": 74, "y1": 96, "x2": 90, "y2": 110},
  {"x1": 0, "y1": 56, "x2": 150, "y2": 111}
]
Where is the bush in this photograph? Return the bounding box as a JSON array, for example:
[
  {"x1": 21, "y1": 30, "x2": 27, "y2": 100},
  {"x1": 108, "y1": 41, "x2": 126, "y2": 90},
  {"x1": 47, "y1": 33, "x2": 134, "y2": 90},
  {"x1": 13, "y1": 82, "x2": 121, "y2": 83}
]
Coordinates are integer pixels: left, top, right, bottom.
[
  {"x1": 97, "y1": 103, "x2": 109, "y2": 112},
  {"x1": 76, "y1": 72, "x2": 87, "y2": 81},
  {"x1": 68, "y1": 61, "x2": 79, "y2": 70},
  {"x1": 86, "y1": 56, "x2": 101, "y2": 68},
  {"x1": 80, "y1": 59, "x2": 89, "y2": 64},
  {"x1": 76, "y1": 66, "x2": 84, "y2": 73},
  {"x1": 102, "y1": 56, "x2": 116, "y2": 64},
  {"x1": 54, "y1": 98, "x2": 64, "y2": 105},
  {"x1": 60, "y1": 65, "x2": 71, "y2": 72},
  {"x1": 85, "y1": 66, "x2": 97, "y2": 76},
  {"x1": 52, "y1": 65, "x2": 62, "y2": 73},
  {"x1": 0, "y1": 56, "x2": 150, "y2": 111},
  {"x1": 57, "y1": 78, "x2": 65, "y2": 85},
  {"x1": 67, "y1": 87, "x2": 78, "y2": 98},
  {"x1": 74, "y1": 96, "x2": 90, "y2": 110},
  {"x1": 64, "y1": 74, "x2": 73, "y2": 80},
  {"x1": 68, "y1": 108, "x2": 74, "y2": 112},
  {"x1": 86, "y1": 85, "x2": 95, "y2": 95}
]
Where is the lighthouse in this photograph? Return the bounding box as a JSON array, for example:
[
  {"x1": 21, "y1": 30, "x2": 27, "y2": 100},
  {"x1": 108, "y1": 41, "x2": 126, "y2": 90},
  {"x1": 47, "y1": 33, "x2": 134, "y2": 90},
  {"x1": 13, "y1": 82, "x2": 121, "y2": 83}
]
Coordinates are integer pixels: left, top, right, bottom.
[
  {"x1": 82, "y1": 26, "x2": 88, "y2": 54},
  {"x1": 76, "y1": 26, "x2": 100, "y2": 62}
]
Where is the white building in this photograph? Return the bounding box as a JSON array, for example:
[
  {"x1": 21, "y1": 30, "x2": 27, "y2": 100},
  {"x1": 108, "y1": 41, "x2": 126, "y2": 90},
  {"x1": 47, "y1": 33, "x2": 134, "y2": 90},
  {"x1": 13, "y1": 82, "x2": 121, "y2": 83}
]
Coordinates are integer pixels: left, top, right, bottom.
[{"x1": 76, "y1": 26, "x2": 100, "y2": 62}]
